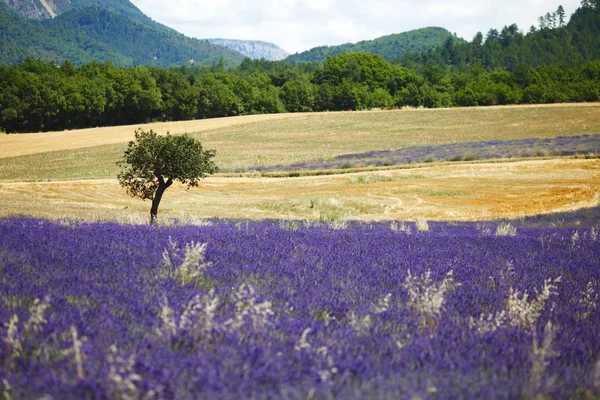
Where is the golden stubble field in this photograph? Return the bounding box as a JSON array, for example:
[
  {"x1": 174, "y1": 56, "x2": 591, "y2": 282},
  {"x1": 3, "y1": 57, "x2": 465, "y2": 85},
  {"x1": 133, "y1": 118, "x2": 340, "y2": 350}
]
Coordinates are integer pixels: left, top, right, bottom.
[
  {"x1": 1, "y1": 104, "x2": 599, "y2": 223},
  {"x1": 0, "y1": 113, "x2": 303, "y2": 158},
  {"x1": 1, "y1": 158, "x2": 598, "y2": 222},
  {"x1": 2, "y1": 103, "x2": 600, "y2": 181}
]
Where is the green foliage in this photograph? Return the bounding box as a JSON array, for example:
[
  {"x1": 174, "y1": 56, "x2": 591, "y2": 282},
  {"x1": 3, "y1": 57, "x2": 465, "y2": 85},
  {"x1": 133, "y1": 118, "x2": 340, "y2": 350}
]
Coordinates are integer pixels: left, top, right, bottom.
[
  {"x1": 286, "y1": 27, "x2": 456, "y2": 64},
  {"x1": 0, "y1": 59, "x2": 290, "y2": 132},
  {"x1": 196, "y1": 73, "x2": 242, "y2": 118},
  {"x1": 400, "y1": 4, "x2": 600, "y2": 72},
  {"x1": 117, "y1": 129, "x2": 217, "y2": 222},
  {"x1": 280, "y1": 77, "x2": 315, "y2": 112},
  {"x1": 117, "y1": 129, "x2": 217, "y2": 199},
  {"x1": 68, "y1": 0, "x2": 172, "y2": 31},
  {"x1": 312, "y1": 53, "x2": 426, "y2": 111},
  {"x1": 2, "y1": 53, "x2": 600, "y2": 133},
  {"x1": 3, "y1": 0, "x2": 164, "y2": 29},
  {"x1": 314, "y1": 53, "x2": 395, "y2": 89}
]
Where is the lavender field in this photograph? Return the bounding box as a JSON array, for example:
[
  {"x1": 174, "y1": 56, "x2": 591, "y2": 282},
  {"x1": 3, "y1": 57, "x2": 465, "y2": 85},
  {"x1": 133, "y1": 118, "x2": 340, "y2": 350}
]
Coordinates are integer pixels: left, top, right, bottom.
[
  {"x1": 244, "y1": 134, "x2": 600, "y2": 172},
  {"x1": 1, "y1": 217, "x2": 599, "y2": 399}
]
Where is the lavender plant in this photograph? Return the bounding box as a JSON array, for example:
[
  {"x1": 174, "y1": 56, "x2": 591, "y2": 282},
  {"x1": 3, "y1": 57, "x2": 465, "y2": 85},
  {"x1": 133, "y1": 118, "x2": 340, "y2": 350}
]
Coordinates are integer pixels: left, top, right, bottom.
[
  {"x1": 0, "y1": 217, "x2": 598, "y2": 399},
  {"x1": 233, "y1": 134, "x2": 600, "y2": 173}
]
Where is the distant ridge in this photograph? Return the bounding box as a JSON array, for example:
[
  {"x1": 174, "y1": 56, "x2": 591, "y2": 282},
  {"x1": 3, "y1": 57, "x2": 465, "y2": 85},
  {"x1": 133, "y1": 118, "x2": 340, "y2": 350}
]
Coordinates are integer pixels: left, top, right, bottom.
[
  {"x1": 0, "y1": 0, "x2": 246, "y2": 67},
  {"x1": 285, "y1": 27, "x2": 457, "y2": 64},
  {"x1": 206, "y1": 39, "x2": 289, "y2": 61}
]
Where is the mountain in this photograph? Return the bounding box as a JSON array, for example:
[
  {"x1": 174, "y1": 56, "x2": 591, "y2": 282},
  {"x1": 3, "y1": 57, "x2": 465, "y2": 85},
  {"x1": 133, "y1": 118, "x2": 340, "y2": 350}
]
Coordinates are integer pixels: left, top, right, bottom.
[
  {"x1": 285, "y1": 27, "x2": 457, "y2": 64},
  {"x1": 205, "y1": 39, "x2": 289, "y2": 61},
  {"x1": 0, "y1": 2, "x2": 246, "y2": 67},
  {"x1": 2, "y1": 0, "x2": 168, "y2": 30}
]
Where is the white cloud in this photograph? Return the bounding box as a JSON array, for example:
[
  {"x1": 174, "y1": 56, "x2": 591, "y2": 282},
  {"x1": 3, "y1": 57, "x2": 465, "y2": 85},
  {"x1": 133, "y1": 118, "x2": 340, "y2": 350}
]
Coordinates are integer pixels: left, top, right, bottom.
[
  {"x1": 129, "y1": 0, "x2": 583, "y2": 54},
  {"x1": 327, "y1": 19, "x2": 358, "y2": 40},
  {"x1": 307, "y1": 0, "x2": 334, "y2": 11},
  {"x1": 423, "y1": 2, "x2": 489, "y2": 18}
]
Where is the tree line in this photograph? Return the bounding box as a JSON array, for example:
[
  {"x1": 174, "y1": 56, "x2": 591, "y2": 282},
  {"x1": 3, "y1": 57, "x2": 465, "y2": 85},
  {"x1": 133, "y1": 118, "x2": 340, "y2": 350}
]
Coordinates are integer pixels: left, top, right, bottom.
[
  {"x1": 1, "y1": 54, "x2": 600, "y2": 133},
  {"x1": 1, "y1": 2, "x2": 600, "y2": 133}
]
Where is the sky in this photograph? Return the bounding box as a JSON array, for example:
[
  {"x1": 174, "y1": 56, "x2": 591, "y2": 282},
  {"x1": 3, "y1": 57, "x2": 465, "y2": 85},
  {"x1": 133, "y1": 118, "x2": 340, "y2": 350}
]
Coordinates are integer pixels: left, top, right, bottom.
[{"x1": 128, "y1": 0, "x2": 583, "y2": 54}]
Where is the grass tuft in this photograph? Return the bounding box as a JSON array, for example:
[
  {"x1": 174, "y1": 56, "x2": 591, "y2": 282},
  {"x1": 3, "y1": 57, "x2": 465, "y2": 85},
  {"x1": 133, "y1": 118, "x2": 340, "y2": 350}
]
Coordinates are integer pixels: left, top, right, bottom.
[
  {"x1": 496, "y1": 222, "x2": 517, "y2": 237},
  {"x1": 161, "y1": 238, "x2": 212, "y2": 287},
  {"x1": 416, "y1": 217, "x2": 429, "y2": 232},
  {"x1": 402, "y1": 269, "x2": 459, "y2": 336}
]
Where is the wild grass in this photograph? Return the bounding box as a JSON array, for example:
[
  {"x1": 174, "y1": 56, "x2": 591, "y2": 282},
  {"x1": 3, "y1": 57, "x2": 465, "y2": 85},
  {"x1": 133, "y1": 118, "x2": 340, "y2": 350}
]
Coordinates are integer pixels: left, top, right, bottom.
[
  {"x1": 415, "y1": 217, "x2": 430, "y2": 232},
  {"x1": 526, "y1": 321, "x2": 560, "y2": 399},
  {"x1": 1, "y1": 105, "x2": 599, "y2": 181},
  {"x1": 309, "y1": 197, "x2": 349, "y2": 222},
  {"x1": 402, "y1": 269, "x2": 459, "y2": 336},
  {"x1": 507, "y1": 277, "x2": 561, "y2": 330},
  {"x1": 160, "y1": 238, "x2": 212, "y2": 287},
  {"x1": 496, "y1": 222, "x2": 518, "y2": 236}
]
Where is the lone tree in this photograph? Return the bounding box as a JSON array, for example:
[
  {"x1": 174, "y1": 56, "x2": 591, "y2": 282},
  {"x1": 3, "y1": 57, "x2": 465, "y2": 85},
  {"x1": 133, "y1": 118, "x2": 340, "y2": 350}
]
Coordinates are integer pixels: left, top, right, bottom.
[{"x1": 117, "y1": 129, "x2": 217, "y2": 223}]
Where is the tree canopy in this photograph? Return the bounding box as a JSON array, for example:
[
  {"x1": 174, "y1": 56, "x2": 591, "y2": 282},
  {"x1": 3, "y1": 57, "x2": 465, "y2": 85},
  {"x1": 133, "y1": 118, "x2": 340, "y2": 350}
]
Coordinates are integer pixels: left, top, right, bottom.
[
  {"x1": 117, "y1": 129, "x2": 217, "y2": 223},
  {"x1": 286, "y1": 27, "x2": 456, "y2": 64}
]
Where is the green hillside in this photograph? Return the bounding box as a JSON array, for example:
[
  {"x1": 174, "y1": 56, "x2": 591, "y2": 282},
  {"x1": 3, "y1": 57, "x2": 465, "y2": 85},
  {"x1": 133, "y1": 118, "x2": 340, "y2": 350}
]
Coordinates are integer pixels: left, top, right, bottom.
[
  {"x1": 2, "y1": 0, "x2": 170, "y2": 30},
  {"x1": 68, "y1": 0, "x2": 167, "y2": 28},
  {"x1": 400, "y1": 3, "x2": 600, "y2": 72},
  {"x1": 285, "y1": 27, "x2": 456, "y2": 64},
  {"x1": 0, "y1": 6, "x2": 245, "y2": 67}
]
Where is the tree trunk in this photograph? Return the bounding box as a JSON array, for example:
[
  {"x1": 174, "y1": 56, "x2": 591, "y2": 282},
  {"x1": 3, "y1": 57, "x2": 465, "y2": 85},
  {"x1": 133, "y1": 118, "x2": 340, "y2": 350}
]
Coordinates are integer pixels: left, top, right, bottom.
[{"x1": 150, "y1": 177, "x2": 172, "y2": 224}]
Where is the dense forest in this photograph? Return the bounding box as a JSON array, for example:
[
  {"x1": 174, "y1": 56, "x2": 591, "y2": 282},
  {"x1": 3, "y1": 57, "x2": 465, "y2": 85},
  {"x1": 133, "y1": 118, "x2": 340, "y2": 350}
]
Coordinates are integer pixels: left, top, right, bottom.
[
  {"x1": 399, "y1": 3, "x2": 600, "y2": 72},
  {"x1": 2, "y1": 0, "x2": 169, "y2": 30},
  {"x1": 1, "y1": 2, "x2": 599, "y2": 133},
  {"x1": 285, "y1": 27, "x2": 457, "y2": 64}
]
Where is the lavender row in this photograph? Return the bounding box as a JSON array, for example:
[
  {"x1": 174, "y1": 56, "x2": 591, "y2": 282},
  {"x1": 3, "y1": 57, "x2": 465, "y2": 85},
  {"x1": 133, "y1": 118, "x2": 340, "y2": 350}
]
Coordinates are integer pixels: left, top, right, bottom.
[
  {"x1": 240, "y1": 134, "x2": 600, "y2": 172},
  {"x1": 1, "y1": 217, "x2": 599, "y2": 399}
]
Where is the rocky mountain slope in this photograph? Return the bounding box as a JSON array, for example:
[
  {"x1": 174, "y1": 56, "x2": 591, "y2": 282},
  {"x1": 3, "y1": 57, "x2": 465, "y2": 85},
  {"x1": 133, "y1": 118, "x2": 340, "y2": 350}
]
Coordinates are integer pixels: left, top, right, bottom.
[
  {"x1": 2, "y1": 0, "x2": 166, "y2": 28},
  {"x1": 205, "y1": 39, "x2": 289, "y2": 61}
]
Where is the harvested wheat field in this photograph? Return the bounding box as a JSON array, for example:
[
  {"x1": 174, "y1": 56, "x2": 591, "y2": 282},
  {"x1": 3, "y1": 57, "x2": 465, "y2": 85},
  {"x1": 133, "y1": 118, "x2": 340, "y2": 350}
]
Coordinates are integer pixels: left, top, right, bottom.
[
  {"x1": 1, "y1": 158, "x2": 598, "y2": 222},
  {"x1": 1, "y1": 104, "x2": 599, "y2": 222},
  {"x1": 1, "y1": 104, "x2": 600, "y2": 180},
  {"x1": 0, "y1": 113, "x2": 304, "y2": 158}
]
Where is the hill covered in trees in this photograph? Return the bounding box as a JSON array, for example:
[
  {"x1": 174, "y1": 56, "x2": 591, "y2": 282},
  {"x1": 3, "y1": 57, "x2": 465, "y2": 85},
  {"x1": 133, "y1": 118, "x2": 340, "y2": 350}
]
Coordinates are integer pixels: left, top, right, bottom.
[
  {"x1": 0, "y1": 3, "x2": 245, "y2": 67},
  {"x1": 285, "y1": 27, "x2": 457, "y2": 64},
  {"x1": 1, "y1": 2, "x2": 599, "y2": 133},
  {"x1": 2, "y1": 0, "x2": 168, "y2": 30},
  {"x1": 400, "y1": 3, "x2": 600, "y2": 73}
]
